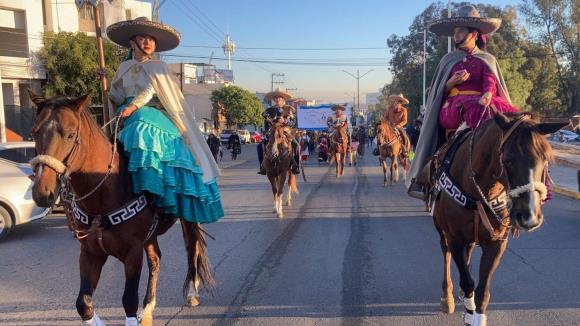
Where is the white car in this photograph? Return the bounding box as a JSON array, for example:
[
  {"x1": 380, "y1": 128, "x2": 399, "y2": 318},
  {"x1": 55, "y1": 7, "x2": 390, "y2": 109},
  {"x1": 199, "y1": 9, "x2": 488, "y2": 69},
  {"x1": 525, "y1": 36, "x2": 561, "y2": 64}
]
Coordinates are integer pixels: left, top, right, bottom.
[
  {"x1": 238, "y1": 130, "x2": 251, "y2": 144},
  {"x1": 0, "y1": 142, "x2": 51, "y2": 241}
]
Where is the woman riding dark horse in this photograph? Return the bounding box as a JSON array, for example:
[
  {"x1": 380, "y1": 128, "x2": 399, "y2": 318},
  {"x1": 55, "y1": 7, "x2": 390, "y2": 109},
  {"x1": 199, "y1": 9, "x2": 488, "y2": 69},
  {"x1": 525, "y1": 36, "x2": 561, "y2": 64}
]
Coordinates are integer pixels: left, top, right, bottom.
[{"x1": 407, "y1": 5, "x2": 520, "y2": 200}]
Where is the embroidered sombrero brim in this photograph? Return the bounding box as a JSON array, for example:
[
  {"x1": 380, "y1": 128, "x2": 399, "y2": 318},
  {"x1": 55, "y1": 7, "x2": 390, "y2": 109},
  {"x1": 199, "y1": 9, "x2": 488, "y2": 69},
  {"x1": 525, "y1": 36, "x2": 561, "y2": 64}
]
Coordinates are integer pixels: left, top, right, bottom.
[
  {"x1": 107, "y1": 18, "x2": 180, "y2": 52},
  {"x1": 264, "y1": 88, "x2": 293, "y2": 102},
  {"x1": 428, "y1": 17, "x2": 501, "y2": 36},
  {"x1": 331, "y1": 104, "x2": 346, "y2": 111}
]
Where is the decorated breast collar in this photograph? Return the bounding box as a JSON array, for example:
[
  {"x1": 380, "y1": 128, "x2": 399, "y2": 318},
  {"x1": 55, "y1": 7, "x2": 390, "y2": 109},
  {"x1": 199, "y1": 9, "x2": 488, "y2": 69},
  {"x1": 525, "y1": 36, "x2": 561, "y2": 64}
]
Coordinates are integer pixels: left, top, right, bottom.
[
  {"x1": 434, "y1": 130, "x2": 508, "y2": 214},
  {"x1": 59, "y1": 174, "x2": 148, "y2": 228}
]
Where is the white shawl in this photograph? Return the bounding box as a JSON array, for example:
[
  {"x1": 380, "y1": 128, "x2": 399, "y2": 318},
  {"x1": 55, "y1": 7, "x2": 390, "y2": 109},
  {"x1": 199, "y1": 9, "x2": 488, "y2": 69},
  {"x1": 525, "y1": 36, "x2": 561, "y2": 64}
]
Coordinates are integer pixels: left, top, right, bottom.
[{"x1": 110, "y1": 59, "x2": 220, "y2": 183}]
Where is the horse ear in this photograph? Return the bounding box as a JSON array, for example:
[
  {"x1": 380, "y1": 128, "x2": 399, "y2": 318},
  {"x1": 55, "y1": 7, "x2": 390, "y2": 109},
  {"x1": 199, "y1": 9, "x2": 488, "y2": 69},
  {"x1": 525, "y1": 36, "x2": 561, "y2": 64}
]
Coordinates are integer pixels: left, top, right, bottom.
[
  {"x1": 27, "y1": 89, "x2": 46, "y2": 109},
  {"x1": 71, "y1": 93, "x2": 91, "y2": 112},
  {"x1": 535, "y1": 118, "x2": 571, "y2": 135},
  {"x1": 493, "y1": 111, "x2": 512, "y2": 130}
]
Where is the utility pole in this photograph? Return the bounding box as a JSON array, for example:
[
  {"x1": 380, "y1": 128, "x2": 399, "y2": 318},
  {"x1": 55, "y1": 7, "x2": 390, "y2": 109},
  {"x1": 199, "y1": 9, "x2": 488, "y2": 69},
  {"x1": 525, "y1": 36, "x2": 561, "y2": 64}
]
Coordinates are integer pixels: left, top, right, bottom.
[
  {"x1": 285, "y1": 87, "x2": 297, "y2": 96},
  {"x1": 447, "y1": 0, "x2": 452, "y2": 53},
  {"x1": 342, "y1": 69, "x2": 374, "y2": 125},
  {"x1": 271, "y1": 73, "x2": 285, "y2": 92}
]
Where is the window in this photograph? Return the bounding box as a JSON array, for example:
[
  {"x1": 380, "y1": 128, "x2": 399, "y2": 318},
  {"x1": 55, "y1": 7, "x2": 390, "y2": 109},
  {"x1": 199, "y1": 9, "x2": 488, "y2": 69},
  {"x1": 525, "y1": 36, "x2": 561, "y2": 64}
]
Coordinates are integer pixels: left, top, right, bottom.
[
  {"x1": 0, "y1": 8, "x2": 28, "y2": 57},
  {"x1": 0, "y1": 147, "x2": 36, "y2": 164},
  {"x1": 78, "y1": 4, "x2": 94, "y2": 20}
]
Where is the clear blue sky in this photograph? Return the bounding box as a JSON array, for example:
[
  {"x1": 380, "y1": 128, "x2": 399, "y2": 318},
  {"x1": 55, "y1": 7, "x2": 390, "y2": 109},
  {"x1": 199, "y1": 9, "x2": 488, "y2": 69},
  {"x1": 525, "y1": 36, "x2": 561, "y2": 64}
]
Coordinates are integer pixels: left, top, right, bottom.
[{"x1": 158, "y1": 0, "x2": 523, "y2": 104}]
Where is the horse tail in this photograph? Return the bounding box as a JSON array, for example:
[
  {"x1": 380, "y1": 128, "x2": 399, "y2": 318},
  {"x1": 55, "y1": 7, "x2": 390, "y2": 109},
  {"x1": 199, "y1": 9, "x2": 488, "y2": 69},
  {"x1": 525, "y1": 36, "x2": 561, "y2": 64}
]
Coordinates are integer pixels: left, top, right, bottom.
[
  {"x1": 181, "y1": 221, "x2": 215, "y2": 300},
  {"x1": 288, "y1": 172, "x2": 299, "y2": 195}
]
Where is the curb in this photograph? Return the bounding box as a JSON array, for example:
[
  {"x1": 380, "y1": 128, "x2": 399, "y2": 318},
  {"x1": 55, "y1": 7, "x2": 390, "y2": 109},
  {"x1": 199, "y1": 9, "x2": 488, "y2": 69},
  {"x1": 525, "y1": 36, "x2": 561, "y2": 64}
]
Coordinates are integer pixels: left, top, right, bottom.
[
  {"x1": 554, "y1": 156, "x2": 580, "y2": 169},
  {"x1": 552, "y1": 185, "x2": 580, "y2": 200}
]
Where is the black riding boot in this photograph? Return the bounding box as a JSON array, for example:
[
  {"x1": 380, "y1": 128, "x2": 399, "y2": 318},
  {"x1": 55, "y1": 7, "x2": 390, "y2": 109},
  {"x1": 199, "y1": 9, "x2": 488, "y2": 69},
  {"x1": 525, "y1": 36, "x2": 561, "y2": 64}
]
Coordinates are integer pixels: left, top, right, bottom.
[{"x1": 291, "y1": 139, "x2": 300, "y2": 175}]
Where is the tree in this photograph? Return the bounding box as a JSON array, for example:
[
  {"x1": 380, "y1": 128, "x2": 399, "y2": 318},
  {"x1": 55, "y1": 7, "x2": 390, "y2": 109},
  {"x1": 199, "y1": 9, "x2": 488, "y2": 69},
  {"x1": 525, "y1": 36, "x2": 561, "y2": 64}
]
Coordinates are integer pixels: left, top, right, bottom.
[
  {"x1": 38, "y1": 32, "x2": 126, "y2": 104},
  {"x1": 210, "y1": 85, "x2": 263, "y2": 128},
  {"x1": 521, "y1": 0, "x2": 579, "y2": 115}
]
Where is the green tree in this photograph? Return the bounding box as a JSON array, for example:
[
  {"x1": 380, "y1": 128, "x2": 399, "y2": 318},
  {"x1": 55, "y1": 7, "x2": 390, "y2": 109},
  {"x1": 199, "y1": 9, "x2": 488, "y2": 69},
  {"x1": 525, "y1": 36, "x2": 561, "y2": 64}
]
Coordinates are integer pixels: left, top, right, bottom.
[
  {"x1": 210, "y1": 85, "x2": 263, "y2": 128},
  {"x1": 521, "y1": 0, "x2": 579, "y2": 115},
  {"x1": 38, "y1": 32, "x2": 126, "y2": 104}
]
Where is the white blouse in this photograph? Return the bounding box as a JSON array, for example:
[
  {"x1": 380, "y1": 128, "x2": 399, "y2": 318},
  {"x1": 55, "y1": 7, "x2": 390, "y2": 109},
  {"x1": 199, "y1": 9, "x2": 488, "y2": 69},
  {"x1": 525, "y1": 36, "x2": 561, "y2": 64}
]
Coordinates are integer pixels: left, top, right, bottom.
[{"x1": 109, "y1": 59, "x2": 155, "y2": 108}]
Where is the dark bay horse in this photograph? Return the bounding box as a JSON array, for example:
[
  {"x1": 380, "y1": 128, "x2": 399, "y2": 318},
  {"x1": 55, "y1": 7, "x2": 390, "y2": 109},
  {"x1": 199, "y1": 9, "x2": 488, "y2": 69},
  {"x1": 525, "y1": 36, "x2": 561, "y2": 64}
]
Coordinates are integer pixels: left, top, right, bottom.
[
  {"x1": 28, "y1": 92, "x2": 213, "y2": 326},
  {"x1": 329, "y1": 123, "x2": 348, "y2": 178},
  {"x1": 376, "y1": 119, "x2": 409, "y2": 186},
  {"x1": 263, "y1": 123, "x2": 298, "y2": 218},
  {"x1": 431, "y1": 112, "x2": 568, "y2": 326}
]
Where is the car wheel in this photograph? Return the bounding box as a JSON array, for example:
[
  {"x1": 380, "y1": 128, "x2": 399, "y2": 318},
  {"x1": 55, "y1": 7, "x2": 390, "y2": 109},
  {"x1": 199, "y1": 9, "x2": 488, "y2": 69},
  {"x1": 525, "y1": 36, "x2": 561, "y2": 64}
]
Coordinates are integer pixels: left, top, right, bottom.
[{"x1": 0, "y1": 206, "x2": 13, "y2": 241}]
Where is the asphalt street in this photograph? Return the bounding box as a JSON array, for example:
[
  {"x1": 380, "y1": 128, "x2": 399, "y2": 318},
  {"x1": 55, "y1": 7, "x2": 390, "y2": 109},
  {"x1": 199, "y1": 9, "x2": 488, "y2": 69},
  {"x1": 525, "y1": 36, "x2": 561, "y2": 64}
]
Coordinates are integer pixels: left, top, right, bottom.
[{"x1": 1, "y1": 145, "x2": 579, "y2": 326}]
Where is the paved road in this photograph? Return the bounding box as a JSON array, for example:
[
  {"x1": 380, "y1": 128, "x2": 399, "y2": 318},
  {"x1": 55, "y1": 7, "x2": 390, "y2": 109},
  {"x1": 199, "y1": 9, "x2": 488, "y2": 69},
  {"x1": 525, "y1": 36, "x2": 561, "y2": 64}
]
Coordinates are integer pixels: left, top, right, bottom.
[{"x1": 1, "y1": 146, "x2": 579, "y2": 325}]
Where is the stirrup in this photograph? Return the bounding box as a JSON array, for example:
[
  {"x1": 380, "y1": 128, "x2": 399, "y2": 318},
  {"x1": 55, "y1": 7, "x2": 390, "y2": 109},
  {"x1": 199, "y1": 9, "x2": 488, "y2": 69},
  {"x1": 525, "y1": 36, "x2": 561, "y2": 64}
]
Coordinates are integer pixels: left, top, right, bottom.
[{"x1": 408, "y1": 182, "x2": 427, "y2": 200}]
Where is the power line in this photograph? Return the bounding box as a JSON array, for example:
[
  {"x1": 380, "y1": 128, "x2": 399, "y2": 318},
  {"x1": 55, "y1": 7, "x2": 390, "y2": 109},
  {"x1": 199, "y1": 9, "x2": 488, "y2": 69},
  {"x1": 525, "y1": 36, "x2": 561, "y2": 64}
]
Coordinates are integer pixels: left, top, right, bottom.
[
  {"x1": 171, "y1": 0, "x2": 221, "y2": 43},
  {"x1": 164, "y1": 54, "x2": 387, "y2": 66},
  {"x1": 186, "y1": 2, "x2": 226, "y2": 36},
  {"x1": 180, "y1": 45, "x2": 390, "y2": 51},
  {"x1": 179, "y1": 0, "x2": 224, "y2": 40}
]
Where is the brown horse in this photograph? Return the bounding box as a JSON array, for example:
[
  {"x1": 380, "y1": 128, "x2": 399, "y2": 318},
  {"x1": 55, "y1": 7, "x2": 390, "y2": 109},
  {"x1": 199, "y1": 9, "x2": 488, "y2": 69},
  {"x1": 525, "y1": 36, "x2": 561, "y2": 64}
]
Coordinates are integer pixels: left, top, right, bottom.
[
  {"x1": 329, "y1": 123, "x2": 348, "y2": 178},
  {"x1": 262, "y1": 123, "x2": 298, "y2": 218},
  {"x1": 28, "y1": 92, "x2": 213, "y2": 326},
  {"x1": 376, "y1": 119, "x2": 409, "y2": 186},
  {"x1": 431, "y1": 112, "x2": 568, "y2": 326}
]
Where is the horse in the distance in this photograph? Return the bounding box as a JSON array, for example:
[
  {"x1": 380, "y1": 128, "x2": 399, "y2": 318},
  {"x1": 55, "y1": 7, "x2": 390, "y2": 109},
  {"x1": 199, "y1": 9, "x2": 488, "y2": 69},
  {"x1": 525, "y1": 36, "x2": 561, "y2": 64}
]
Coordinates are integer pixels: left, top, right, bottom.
[
  {"x1": 329, "y1": 123, "x2": 348, "y2": 178},
  {"x1": 28, "y1": 92, "x2": 212, "y2": 326},
  {"x1": 429, "y1": 111, "x2": 568, "y2": 326},
  {"x1": 376, "y1": 119, "x2": 409, "y2": 186},
  {"x1": 263, "y1": 122, "x2": 298, "y2": 218}
]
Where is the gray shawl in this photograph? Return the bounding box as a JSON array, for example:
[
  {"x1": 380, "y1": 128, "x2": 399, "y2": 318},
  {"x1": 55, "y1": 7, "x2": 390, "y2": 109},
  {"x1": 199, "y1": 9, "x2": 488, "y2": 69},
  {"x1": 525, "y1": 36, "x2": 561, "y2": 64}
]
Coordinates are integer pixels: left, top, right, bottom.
[{"x1": 406, "y1": 48, "x2": 511, "y2": 189}]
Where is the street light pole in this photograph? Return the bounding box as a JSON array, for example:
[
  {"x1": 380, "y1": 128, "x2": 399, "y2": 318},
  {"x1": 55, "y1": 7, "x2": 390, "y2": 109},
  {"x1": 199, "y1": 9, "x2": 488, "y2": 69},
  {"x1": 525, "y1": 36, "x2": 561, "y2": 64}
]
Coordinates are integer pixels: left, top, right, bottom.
[
  {"x1": 423, "y1": 28, "x2": 427, "y2": 109},
  {"x1": 342, "y1": 69, "x2": 374, "y2": 125},
  {"x1": 447, "y1": 0, "x2": 452, "y2": 53}
]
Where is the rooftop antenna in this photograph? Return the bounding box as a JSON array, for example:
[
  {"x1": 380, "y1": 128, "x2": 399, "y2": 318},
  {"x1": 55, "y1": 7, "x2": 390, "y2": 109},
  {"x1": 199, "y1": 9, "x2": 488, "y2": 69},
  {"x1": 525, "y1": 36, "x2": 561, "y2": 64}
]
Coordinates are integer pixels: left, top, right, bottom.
[{"x1": 222, "y1": 34, "x2": 236, "y2": 70}]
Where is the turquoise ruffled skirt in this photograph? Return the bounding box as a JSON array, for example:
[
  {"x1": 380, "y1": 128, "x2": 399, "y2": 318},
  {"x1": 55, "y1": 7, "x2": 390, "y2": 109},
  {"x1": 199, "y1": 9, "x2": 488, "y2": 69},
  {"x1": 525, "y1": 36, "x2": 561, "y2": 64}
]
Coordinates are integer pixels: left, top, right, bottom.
[{"x1": 116, "y1": 100, "x2": 223, "y2": 223}]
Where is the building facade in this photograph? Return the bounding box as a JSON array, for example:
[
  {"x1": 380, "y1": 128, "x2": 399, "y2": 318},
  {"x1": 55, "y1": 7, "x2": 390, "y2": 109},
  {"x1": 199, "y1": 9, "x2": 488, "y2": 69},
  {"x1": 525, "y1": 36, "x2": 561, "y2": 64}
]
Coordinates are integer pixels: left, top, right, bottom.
[{"x1": 0, "y1": 0, "x2": 150, "y2": 141}]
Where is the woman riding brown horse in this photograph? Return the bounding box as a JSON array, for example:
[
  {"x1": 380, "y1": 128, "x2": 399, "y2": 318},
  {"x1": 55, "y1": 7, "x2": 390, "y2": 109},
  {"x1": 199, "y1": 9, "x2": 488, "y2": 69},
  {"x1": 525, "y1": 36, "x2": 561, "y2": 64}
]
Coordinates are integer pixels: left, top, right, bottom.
[
  {"x1": 263, "y1": 122, "x2": 298, "y2": 218},
  {"x1": 376, "y1": 119, "x2": 409, "y2": 186},
  {"x1": 432, "y1": 111, "x2": 568, "y2": 326},
  {"x1": 28, "y1": 93, "x2": 214, "y2": 326}
]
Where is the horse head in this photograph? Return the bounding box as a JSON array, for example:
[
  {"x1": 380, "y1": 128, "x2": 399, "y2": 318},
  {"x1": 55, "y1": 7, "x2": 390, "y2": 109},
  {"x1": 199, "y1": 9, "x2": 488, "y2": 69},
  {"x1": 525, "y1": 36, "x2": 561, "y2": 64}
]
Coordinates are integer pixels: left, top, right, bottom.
[
  {"x1": 267, "y1": 123, "x2": 290, "y2": 160},
  {"x1": 494, "y1": 112, "x2": 569, "y2": 231},
  {"x1": 28, "y1": 91, "x2": 92, "y2": 207}
]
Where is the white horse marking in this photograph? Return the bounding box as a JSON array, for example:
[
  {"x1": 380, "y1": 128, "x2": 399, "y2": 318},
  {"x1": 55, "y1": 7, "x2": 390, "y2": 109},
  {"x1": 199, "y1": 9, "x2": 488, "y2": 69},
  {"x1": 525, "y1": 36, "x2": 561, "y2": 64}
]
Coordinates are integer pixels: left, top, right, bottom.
[
  {"x1": 463, "y1": 295, "x2": 476, "y2": 310},
  {"x1": 472, "y1": 312, "x2": 487, "y2": 326},
  {"x1": 81, "y1": 313, "x2": 105, "y2": 326}
]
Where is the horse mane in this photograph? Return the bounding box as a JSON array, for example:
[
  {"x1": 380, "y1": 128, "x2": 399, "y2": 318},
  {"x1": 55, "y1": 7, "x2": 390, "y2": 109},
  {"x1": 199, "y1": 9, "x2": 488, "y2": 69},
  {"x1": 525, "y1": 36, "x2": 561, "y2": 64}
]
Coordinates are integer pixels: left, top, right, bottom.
[
  {"x1": 507, "y1": 113, "x2": 554, "y2": 162},
  {"x1": 43, "y1": 96, "x2": 110, "y2": 144},
  {"x1": 487, "y1": 112, "x2": 554, "y2": 162}
]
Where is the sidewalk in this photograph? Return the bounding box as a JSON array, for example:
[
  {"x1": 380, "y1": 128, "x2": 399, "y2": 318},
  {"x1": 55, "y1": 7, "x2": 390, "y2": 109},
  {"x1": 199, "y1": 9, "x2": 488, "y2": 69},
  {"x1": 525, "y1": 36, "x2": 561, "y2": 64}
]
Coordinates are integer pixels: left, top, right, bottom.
[
  {"x1": 217, "y1": 143, "x2": 258, "y2": 170},
  {"x1": 547, "y1": 141, "x2": 580, "y2": 200}
]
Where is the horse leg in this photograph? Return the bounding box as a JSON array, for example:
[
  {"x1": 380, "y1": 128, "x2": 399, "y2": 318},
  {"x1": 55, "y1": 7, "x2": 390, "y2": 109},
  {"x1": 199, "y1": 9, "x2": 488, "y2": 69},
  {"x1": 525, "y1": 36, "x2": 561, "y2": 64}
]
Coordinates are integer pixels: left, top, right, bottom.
[
  {"x1": 449, "y1": 240, "x2": 476, "y2": 325},
  {"x1": 473, "y1": 240, "x2": 508, "y2": 326},
  {"x1": 390, "y1": 157, "x2": 398, "y2": 184},
  {"x1": 140, "y1": 239, "x2": 162, "y2": 326},
  {"x1": 77, "y1": 249, "x2": 107, "y2": 325},
  {"x1": 181, "y1": 221, "x2": 215, "y2": 307},
  {"x1": 269, "y1": 176, "x2": 278, "y2": 213},
  {"x1": 438, "y1": 232, "x2": 455, "y2": 314},
  {"x1": 278, "y1": 172, "x2": 287, "y2": 217},
  {"x1": 381, "y1": 158, "x2": 388, "y2": 187},
  {"x1": 285, "y1": 172, "x2": 293, "y2": 207},
  {"x1": 122, "y1": 246, "x2": 144, "y2": 326},
  {"x1": 341, "y1": 153, "x2": 346, "y2": 176},
  {"x1": 335, "y1": 154, "x2": 340, "y2": 178}
]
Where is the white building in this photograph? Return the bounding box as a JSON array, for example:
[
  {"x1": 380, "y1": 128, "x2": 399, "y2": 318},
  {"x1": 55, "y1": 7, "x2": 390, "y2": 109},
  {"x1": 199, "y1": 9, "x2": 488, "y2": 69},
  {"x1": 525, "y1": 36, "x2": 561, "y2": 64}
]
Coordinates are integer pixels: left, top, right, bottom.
[{"x1": 0, "y1": 0, "x2": 150, "y2": 141}]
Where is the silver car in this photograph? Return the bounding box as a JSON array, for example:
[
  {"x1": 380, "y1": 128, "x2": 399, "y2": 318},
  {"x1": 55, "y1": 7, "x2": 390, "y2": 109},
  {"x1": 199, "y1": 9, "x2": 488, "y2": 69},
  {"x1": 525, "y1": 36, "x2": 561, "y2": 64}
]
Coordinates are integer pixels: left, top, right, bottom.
[{"x1": 0, "y1": 142, "x2": 51, "y2": 241}]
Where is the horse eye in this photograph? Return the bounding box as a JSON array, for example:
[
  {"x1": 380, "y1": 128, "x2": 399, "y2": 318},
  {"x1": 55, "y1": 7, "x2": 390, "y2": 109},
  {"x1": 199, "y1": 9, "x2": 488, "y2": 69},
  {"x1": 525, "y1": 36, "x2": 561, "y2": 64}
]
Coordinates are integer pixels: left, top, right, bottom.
[{"x1": 67, "y1": 133, "x2": 76, "y2": 140}]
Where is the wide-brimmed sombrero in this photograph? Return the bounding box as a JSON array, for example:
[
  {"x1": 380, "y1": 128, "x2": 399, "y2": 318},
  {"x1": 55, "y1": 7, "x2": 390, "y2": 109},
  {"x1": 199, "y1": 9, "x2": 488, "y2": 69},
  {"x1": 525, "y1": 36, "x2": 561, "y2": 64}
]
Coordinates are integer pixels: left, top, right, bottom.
[
  {"x1": 107, "y1": 17, "x2": 180, "y2": 52},
  {"x1": 389, "y1": 94, "x2": 410, "y2": 105},
  {"x1": 428, "y1": 5, "x2": 501, "y2": 36},
  {"x1": 264, "y1": 88, "x2": 293, "y2": 103},
  {"x1": 331, "y1": 104, "x2": 346, "y2": 111}
]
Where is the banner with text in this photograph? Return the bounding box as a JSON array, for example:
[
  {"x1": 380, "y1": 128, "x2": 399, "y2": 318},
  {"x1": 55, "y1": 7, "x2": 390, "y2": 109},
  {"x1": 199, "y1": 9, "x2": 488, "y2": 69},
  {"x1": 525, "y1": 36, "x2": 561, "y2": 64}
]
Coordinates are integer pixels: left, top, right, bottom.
[{"x1": 297, "y1": 104, "x2": 352, "y2": 130}]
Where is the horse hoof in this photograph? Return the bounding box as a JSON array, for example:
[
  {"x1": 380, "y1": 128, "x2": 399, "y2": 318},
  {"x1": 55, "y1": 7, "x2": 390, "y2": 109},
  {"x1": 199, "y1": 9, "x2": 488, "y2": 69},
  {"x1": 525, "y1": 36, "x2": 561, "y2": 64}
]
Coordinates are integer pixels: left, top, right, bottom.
[
  {"x1": 440, "y1": 296, "x2": 455, "y2": 314},
  {"x1": 273, "y1": 208, "x2": 278, "y2": 213},
  {"x1": 277, "y1": 213, "x2": 284, "y2": 218},
  {"x1": 188, "y1": 296, "x2": 200, "y2": 307}
]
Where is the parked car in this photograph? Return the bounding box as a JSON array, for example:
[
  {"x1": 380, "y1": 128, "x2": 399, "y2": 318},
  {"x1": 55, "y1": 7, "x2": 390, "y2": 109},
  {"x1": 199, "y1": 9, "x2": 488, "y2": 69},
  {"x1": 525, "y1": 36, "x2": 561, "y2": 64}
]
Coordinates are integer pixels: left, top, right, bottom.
[
  {"x1": 220, "y1": 129, "x2": 236, "y2": 143},
  {"x1": 238, "y1": 130, "x2": 251, "y2": 144},
  {"x1": 550, "y1": 130, "x2": 580, "y2": 143},
  {"x1": 0, "y1": 142, "x2": 51, "y2": 241},
  {"x1": 250, "y1": 131, "x2": 262, "y2": 143}
]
